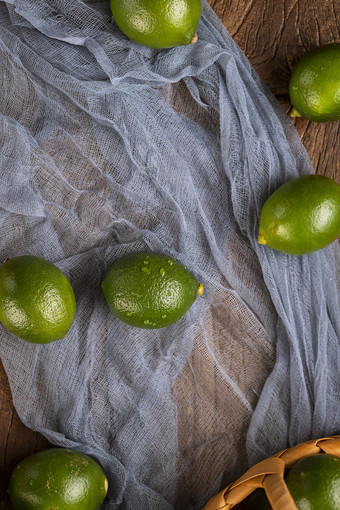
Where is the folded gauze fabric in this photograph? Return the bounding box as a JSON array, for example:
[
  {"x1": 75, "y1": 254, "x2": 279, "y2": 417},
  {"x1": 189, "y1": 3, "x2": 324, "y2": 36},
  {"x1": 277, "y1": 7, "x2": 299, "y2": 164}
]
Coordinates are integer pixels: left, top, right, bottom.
[{"x1": 1, "y1": 0, "x2": 340, "y2": 508}]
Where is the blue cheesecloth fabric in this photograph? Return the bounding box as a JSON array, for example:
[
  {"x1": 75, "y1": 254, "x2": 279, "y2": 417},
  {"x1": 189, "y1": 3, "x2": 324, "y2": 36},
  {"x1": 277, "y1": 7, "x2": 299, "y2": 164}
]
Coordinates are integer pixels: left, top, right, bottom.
[{"x1": 0, "y1": 0, "x2": 340, "y2": 508}]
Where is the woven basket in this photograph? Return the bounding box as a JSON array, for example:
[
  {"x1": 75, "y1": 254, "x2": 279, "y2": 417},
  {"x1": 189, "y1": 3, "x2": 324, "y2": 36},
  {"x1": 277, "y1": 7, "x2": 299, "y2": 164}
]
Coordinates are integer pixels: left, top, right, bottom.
[{"x1": 203, "y1": 435, "x2": 340, "y2": 510}]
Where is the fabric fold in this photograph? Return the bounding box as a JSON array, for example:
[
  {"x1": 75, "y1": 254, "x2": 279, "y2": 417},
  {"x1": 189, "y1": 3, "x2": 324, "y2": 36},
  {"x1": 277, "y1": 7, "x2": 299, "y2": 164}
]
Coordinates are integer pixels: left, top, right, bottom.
[{"x1": 0, "y1": 1, "x2": 339, "y2": 508}]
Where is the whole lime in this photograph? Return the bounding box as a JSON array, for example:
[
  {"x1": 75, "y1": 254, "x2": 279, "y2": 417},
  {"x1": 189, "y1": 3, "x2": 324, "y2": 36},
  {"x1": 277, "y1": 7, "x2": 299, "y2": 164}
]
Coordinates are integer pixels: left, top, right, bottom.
[
  {"x1": 110, "y1": 0, "x2": 201, "y2": 49},
  {"x1": 101, "y1": 252, "x2": 203, "y2": 329},
  {"x1": 289, "y1": 43, "x2": 340, "y2": 122},
  {"x1": 258, "y1": 174, "x2": 340, "y2": 255},
  {"x1": 285, "y1": 454, "x2": 340, "y2": 510},
  {"x1": 7, "y1": 448, "x2": 108, "y2": 510},
  {"x1": 0, "y1": 255, "x2": 76, "y2": 343}
]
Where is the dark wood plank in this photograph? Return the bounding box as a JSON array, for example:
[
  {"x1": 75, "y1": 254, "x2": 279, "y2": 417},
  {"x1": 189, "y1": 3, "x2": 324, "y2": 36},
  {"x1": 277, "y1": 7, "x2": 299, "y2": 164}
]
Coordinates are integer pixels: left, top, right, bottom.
[
  {"x1": 0, "y1": 0, "x2": 339, "y2": 507},
  {"x1": 0, "y1": 359, "x2": 51, "y2": 507}
]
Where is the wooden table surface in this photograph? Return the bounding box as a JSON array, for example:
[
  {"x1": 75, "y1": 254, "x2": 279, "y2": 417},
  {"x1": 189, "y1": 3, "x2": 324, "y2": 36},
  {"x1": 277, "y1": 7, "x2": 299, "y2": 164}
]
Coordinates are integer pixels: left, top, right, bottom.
[{"x1": 0, "y1": 0, "x2": 339, "y2": 507}]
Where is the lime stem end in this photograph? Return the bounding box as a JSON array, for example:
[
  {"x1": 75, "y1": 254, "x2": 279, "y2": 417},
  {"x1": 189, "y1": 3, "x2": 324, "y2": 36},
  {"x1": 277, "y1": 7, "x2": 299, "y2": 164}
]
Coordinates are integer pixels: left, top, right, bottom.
[
  {"x1": 258, "y1": 234, "x2": 267, "y2": 246},
  {"x1": 197, "y1": 283, "x2": 204, "y2": 296},
  {"x1": 290, "y1": 106, "x2": 302, "y2": 118}
]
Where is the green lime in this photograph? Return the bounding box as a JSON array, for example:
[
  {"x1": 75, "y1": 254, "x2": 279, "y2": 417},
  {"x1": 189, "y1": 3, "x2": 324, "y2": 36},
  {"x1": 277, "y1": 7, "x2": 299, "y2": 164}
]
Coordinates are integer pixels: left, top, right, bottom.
[
  {"x1": 101, "y1": 252, "x2": 203, "y2": 329},
  {"x1": 285, "y1": 454, "x2": 340, "y2": 510},
  {"x1": 7, "y1": 448, "x2": 108, "y2": 510},
  {"x1": 0, "y1": 255, "x2": 76, "y2": 344},
  {"x1": 110, "y1": 0, "x2": 201, "y2": 49},
  {"x1": 289, "y1": 43, "x2": 340, "y2": 122},
  {"x1": 258, "y1": 174, "x2": 340, "y2": 255}
]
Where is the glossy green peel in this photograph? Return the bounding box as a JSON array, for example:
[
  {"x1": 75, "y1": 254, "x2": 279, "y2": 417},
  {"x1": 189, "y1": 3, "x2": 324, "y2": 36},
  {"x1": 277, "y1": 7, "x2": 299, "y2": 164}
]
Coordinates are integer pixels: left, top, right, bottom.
[
  {"x1": 289, "y1": 44, "x2": 340, "y2": 122},
  {"x1": 0, "y1": 255, "x2": 76, "y2": 343},
  {"x1": 8, "y1": 448, "x2": 108, "y2": 510},
  {"x1": 258, "y1": 175, "x2": 340, "y2": 255},
  {"x1": 110, "y1": 0, "x2": 201, "y2": 49},
  {"x1": 102, "y1": 252, "x2": 202, "y2": 328}
]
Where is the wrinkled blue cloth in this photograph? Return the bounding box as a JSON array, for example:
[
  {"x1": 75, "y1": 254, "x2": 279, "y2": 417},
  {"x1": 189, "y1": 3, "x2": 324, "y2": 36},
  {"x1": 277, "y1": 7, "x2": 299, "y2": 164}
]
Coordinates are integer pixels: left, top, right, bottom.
[{"x1": 0, "y1": 0, "x2": 340, "y2": 508}]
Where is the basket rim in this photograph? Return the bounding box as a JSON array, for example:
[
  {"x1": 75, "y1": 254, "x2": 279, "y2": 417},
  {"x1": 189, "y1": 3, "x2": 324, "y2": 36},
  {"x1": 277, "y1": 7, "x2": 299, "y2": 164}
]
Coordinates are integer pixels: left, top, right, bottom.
[{"x1": 203, "y1": 435, "x2": 340, "y2": 510}]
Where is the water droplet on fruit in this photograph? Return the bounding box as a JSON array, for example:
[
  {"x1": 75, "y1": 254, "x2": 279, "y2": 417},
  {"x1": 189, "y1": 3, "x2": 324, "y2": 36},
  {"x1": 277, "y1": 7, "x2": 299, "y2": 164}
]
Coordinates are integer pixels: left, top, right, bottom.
[
  {"x1": 144, "y1": 319, "x2": 150, "y2": 325},
  {"x1": 167, "y1": 259, "x2": 173, "y2": 265},
  {"x1": 126, "y1": 312, "x2": 132, "y2": 317},
  {"x1": 159, "y1": 268, "x2": 165, "y2": 276},
  {"x1": 162, "y1": 314, "x2": 167, "y2": 319},
  {"x1": 141, "y1": 266, "x2": 150, "y2": 273},
  {"x1": 143, "y1": 260, "x2": 149, "y2": 265}
]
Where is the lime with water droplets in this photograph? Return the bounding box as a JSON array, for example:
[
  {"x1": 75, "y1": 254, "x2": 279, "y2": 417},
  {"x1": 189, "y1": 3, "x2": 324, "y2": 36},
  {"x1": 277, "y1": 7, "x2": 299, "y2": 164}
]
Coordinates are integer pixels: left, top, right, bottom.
[{"x1": 101, "y1": 252, "x2": 203, "y2": 328}]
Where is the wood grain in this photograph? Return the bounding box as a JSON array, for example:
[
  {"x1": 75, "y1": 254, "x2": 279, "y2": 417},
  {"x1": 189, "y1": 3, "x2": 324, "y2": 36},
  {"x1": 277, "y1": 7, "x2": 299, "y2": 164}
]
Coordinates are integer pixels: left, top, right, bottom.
[
  {"x1": 0, "y1": 359, "x2": 50, "y2": 508},
  {"x1": 0, "y1": 1, "x2": 339, "y2": 508},
  {"x1": 209, "y1": 0, "x2": 340, "y2": 179}
]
